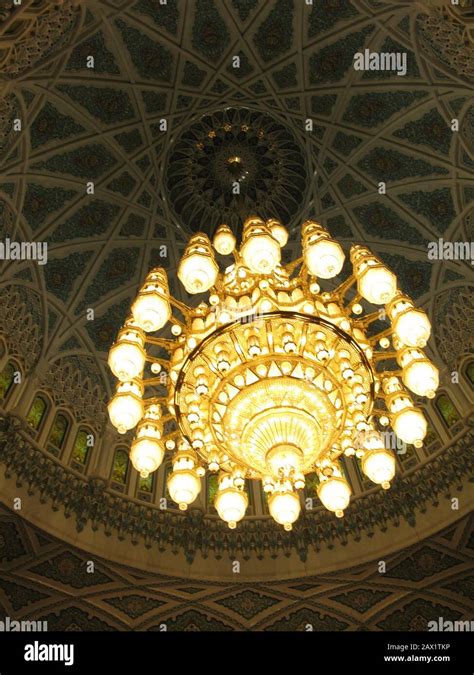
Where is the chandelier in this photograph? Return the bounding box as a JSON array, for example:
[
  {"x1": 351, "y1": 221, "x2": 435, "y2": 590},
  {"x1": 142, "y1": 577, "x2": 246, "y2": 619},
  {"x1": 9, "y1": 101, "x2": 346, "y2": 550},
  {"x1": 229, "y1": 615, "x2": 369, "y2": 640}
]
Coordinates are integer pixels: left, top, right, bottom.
[{"x1": 107, "y1": 217, "x2": 438, "y2": 531}]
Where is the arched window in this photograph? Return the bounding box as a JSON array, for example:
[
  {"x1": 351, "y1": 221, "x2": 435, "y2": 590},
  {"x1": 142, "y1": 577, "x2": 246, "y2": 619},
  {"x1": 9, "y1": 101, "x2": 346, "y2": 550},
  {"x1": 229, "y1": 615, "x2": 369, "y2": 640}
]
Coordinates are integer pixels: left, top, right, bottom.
[
  {"x1": 111, "y1": 447, "x2": 130, "y2": 491},
  {"x1": 70, "y1": 428, "x2": 94, "y2": 471},
  {"x1": 137, "y1": 473, "x2": 154, "y2": 501},
  {"x1": 0, "y1": 361, "x2": 18, "y2": 401},
  {"x1": 435, "y1": 392, "x2": 461, "y2": 429},
  {"x1": 26, "y1": 394, "x2": 49, "y2": 433},
  {"x1": 465, "y1": 361, "x2": 474, "y2": 388},
  {"x1": 46, "y1": 412, "x2": 70, "y2": 456}
]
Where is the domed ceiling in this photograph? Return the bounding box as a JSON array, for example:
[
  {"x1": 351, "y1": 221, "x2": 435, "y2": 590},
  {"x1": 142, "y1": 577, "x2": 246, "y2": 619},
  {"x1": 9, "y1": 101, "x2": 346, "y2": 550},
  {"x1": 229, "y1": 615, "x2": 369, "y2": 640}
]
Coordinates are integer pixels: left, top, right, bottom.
[{"x1": 0, "y1": 0, "x2": 472, "y2": 576}]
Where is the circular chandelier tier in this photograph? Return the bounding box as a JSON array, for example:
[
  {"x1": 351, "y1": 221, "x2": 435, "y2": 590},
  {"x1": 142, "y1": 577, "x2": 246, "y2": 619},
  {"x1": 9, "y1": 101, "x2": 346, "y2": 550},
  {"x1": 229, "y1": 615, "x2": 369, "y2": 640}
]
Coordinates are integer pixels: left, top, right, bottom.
[
  {"x1": 175, "y1": 313, "x2": 374, "y2": 479},
  {"x1": 107, "y1": 216, "x2": 439, "y2": 531}
]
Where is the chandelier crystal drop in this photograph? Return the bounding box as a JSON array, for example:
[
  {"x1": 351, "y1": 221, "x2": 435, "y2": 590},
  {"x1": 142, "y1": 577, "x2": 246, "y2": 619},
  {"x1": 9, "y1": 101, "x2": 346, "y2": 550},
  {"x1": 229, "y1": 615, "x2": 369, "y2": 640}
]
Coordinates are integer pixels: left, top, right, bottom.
[{"x1": 107, "y1": 217, "x2": 437, "y2": 531}]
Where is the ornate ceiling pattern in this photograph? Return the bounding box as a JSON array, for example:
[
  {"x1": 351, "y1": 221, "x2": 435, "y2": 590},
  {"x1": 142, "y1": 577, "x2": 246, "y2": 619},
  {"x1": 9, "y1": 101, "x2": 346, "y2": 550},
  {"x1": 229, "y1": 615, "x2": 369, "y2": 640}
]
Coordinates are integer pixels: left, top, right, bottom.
[
  {"x1": 0, "y1": 504, "x2": 472, "y2": 631},
  {"x1": 0, "y1": 0, "x2": 472, "y2": 568}
]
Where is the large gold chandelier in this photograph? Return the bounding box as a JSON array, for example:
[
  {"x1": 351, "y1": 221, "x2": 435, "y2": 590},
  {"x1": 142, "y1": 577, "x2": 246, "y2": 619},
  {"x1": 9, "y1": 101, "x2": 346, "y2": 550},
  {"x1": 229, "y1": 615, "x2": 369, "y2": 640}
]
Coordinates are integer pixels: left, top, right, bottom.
[{"x1": 107, "y1": 218, "x2": 438, "y2": 531}]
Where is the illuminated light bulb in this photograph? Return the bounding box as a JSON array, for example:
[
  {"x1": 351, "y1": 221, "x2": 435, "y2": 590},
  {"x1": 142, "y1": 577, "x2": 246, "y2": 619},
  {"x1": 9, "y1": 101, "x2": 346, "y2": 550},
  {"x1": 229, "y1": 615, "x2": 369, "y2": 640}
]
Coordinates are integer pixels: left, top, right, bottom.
[
  {"x1": 305, "y1": 239, "x2": 345, "y2": 279},
  {"x1": 167, "y1": 453, "x2": 201, "y2": 510},
  {"x1": 108, "y1": 327, "x2": 145, "y2": 381},
  {"x1": 267, "y1": 219, "x2": 289, "y2": 247},
  {"x1": 379, "y1": 337, "x2": 390, "y2": 349},
  {"x1": 213, "y1": 224, "x2": 236, "y2": 255},
  {"x1": 266, "y1": 444, "x2": 303, "y2": 477},
  {"x1": 108, "y1": 380, "x2": 144, "y2": 434},
  {"x1": 171, "y1": 324, "x2": 182, "y2": 336},
  {"x1": 402, "y1": 358, "x2": 439, "y2": 399},
  {"x1": 132, "y1": 268, "x2": 171, "y2": 332},
  {"x1": 351, "y1": 246, "x2": 397, "y2": 305},
  {"x1": 309, "y1": 281, "x2": 320, "y2": 295},
  {"x1": 362, "y1": 447, "x2": 396, "y2": 487},
  {"x1": 268, "y1": 488, "x2": 301, "y2": 530},
  {"x1": 208, "y1": 449, "x2": 220, "y2": 472},
  {"x1": 283, "y1": 332, "x2": 297, "y2": 353},
  {"x1": 317, "y1": 476, "x2": 351, "y2": 517},
  {"x1": 352, "y1": 303, "x2": 363, "y2": 315},
  {"x1": 358, "y1": 265, "x2": 397, "y2": 305},
  {"x1": 130, "y1": 436, "x2": 164, "y2": 478},
  {"x1": 216, "y1": 349, "x2": 231, "y2": 372},
  {"x1": 393, "y1": 309, "x2": 431, "y2": 348},
  {"x1": 392, "y1": 407, "x2": 427, "y2": 447},
  {"x1": 241, "y1": 217, "x2": 281, "y2": 274},
  {"x1": 178, "y1": 233, "x2": 219, "y2": 294},
  {"x1": 215, "y1": 475, "x2": 248, "y2": 528},
  {"x1": 151, "y1": 362, "x2": 161, "y2": 374},
  {"x1": 387, "y1": 294, "x2": 431, "y2": 348}
]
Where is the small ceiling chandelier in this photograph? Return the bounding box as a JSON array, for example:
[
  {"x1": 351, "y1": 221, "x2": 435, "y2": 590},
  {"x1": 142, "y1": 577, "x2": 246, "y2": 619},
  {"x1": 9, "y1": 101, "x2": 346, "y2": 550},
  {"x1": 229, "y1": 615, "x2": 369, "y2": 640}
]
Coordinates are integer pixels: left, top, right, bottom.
[{"x1": 107, "y1": 217, "x2": 438, "y2": 531}]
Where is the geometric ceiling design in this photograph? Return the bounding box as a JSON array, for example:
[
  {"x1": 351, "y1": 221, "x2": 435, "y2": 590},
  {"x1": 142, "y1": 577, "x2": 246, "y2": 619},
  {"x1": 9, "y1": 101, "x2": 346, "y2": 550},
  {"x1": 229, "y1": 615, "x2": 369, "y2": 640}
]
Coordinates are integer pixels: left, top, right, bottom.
[
  {"x1": 0, "y1": 504, "x2": 472, "y2": 631},
  {"x1": 0, "y1": 0, "x2": 472, "y2": 570}
]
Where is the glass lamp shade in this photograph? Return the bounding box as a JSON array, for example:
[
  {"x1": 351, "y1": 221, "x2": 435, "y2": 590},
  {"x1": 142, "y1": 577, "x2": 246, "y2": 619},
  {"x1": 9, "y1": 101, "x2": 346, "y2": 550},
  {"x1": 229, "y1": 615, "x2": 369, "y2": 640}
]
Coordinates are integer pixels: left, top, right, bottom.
[
  {"x1": 241, "y1": 232, "x2": 281, "y2": 275},
  {"x1": 357, "y1": 265, "x2": 397, "y2": 305},
  {"x1": 317, "y1": 476, "x2": 351, "y2": 517},
  {"x1": 268, "y1": 490, "x2": 301, "y2": 530},
  {"x1": 215, "y1": 487, "x2": 248, "y2": 528},
  {"x1": 402, "y1": 359, "x2": 439, "y2": 398},
  {"x1": 362, "y1": 448, "x2": 396, "y2": 487},
  {"x1": 392, "y1": 408, "x2": 427, "y2": 447},
  {"x1": 167, "y1": 469, "x2": 201, "y2": 510},
  {"x1": 266, "y1": 444, "x2": 303, "y2": 477},
  {"x1": 108, "y1": 382, "x2": 144, "y2": 434},
  {"x1": 213, "y1": 224, "x2": 236, "y2": 255},
  {"x1": 393, "y1": 309, "x2": 431, "y2": 348},
  {"x1": 130, "y1": 437, "x2": 164, "y2": 478},
  {"x1": 269, "y1": 222, "x2": 289, "y2": 247},
  {"x1": 178, "y1": 254, "x2": 218, "y2": 294},
  {"x1": 108, "y1": 338, "x2": 145, "y2": 382},
  {"x1": 304, "y1": 238, "x2": 345, "y2": 279},
  {"x1": 132, "y1": 291, "x2": 171, "y2": 333}
]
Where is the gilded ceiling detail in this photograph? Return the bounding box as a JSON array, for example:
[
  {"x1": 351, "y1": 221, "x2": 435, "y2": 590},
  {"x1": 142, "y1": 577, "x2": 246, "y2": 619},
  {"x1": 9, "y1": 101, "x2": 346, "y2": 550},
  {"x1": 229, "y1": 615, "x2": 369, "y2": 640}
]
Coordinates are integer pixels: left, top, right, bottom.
[{"x1": 0, "y1": 0, "x2": 472, "y2": 567}]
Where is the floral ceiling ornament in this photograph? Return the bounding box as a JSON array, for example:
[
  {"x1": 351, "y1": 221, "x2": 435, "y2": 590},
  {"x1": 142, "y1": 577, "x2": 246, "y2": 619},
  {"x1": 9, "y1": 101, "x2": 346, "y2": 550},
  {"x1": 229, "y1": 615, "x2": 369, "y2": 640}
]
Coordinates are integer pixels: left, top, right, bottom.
[{"x1": 107, "y1": 217, "x2": 439, "y2": 531}]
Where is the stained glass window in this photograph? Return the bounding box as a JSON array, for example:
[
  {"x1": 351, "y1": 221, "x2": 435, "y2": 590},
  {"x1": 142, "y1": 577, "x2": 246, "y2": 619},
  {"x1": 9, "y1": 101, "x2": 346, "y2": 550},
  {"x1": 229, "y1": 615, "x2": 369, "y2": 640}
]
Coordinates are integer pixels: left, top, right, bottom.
[
  {"x1": 0, "y1": 362, "x2": 16, "y2": 400},
  {"x1": 304, "y1": 472, "x2": 319, "y2": 501},
  {"x1": 47, "y1": 412, "x2": 70, "y2": 453},
  {"x1": 71, "y1": 429, "x2": 93, "y2": 466},
  {"x1": 435, "y1": 393, "x2": 461, "y2": 429},
  {"x1": 138, "y1": 473, "x2": 154, "y2": 494},
  {"x1": 26, "y1": 395, "x2": 48, "y2": 431},
  {"x1": 207, "y1": 473, "x2": 219, "y2": 511},
  {"x1": 465, "y1": 362, "x2": 474, "y2": 388},
  {"x1": 424, "y1": 421, "x2": 438, "y2": 448},
  {"x1": 111, "y1": 447, "x2": 130, "y2": 485}
]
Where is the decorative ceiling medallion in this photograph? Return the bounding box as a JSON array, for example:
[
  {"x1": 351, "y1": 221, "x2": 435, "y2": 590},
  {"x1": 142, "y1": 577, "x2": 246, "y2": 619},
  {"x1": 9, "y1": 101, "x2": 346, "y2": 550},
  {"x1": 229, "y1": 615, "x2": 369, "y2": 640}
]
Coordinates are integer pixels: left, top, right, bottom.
[{"x1": 165, "y1": 108, "x2": 308, "y2": 234}]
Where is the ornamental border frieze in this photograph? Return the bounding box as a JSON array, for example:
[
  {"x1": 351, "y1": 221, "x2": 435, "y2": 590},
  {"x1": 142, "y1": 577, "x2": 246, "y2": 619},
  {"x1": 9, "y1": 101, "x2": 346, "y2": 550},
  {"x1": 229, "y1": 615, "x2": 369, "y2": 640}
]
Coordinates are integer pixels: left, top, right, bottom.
[{"x1": 0, "y1": 413, "x2": 472, "y2": 564}]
